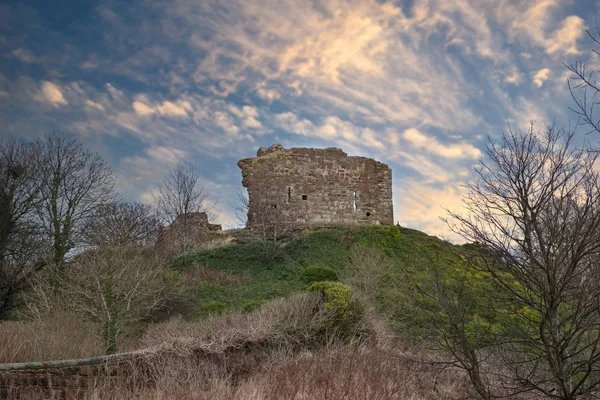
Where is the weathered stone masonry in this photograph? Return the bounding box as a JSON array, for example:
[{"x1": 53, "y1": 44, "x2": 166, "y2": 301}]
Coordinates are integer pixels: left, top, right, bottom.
[{"x1": 238, "y1": 144, "x2": 393, "y2": 230}]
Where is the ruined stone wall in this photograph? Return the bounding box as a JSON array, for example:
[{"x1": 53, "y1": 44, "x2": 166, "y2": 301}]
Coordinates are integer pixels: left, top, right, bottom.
[
  {"x1": 0, "y1": 354, "x2": 143, "y2": 400},
  {"x1": 238, "y1": 145, "x2": 393, "y2": 231},
  {"x1": 155, "y1": 212, "x2": 221, "y2": 253}
]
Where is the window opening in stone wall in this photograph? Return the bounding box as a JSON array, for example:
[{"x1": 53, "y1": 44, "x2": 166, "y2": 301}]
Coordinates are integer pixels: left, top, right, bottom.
[
  {"x1": 353, "y1": 191, "x2": 357, "y2": 212},
  {"x1": 302, "y1": 195, "x2": 308, "y2": 200},
  {"x1": 271, "y1": 204, "x2": 277, "y2": 209},
  {"x1": 366, "y1": 212, "x2": 371, "y2": 217},
  {"x1": 288, "y1": 187, "x2": 291, "y2": 202}
]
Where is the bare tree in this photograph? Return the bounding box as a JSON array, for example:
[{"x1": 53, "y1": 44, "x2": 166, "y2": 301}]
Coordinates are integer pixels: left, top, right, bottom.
[
  {"x1": 0, "y1": 138, "x2": 46, "y2": 318},
  {"x1": 83, "y1": 201, "x2": 161, "y2": 247},
  {"x1": 61, "y1": 246, "x2": 173, "y2": 354},
  {"x1": 406, "y1": 250, "x2": 497, "y2": 400},
  {"x1": 566, "y1": 21, "x2": 600, "y2": 136},
  {"x1": 447, "y1": 122, "x2": 600, "y2": 399},
  {"x1": 154, "y1": 161, "x2": 213, "y2": 254},
  {"x1": 33, "y1": 133, "x2": 114, "y2": 270}
]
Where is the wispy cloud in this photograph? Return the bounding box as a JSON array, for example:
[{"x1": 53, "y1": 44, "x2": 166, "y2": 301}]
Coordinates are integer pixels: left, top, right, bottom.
[
  {"x1": 402, "y1": 128, "x2": 481, "y2": 159},
  {"x1": 1, "y1": 0, "x2": 596, "y2": 238}
]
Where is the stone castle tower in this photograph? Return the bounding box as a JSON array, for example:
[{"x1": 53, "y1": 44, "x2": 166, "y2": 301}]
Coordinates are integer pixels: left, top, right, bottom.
[{"x1": 238, "y1": 144, "x2": 393, "y2": 230}]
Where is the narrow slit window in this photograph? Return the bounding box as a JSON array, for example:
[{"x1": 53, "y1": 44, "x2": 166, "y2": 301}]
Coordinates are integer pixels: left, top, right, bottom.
[
  {"x1": 288, "y1": 187, "x2": 291, "y2": 202},
  {"x1": 353, "y1": 191, "x2": 357, "y2": 212}
]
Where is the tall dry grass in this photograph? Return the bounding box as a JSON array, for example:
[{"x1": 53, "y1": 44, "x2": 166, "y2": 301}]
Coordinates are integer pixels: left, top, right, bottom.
[
  {"x1": 78, "y1": 291, "x2": 473, "y2": 399},
  {"x1": 0, "y1": 311, "x2": 141, "y2": 363},
  {"x1": 86, "y1": 345, "x2": 472, "y2": 400}
]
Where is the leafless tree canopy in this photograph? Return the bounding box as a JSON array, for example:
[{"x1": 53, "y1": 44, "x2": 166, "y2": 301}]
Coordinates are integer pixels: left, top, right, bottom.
[
  {"x1": 154, "y1": 161, "x2": 211, "y2": 225},
  {"x1": 566, "y1": 21, "x2": 600, "y2": 136},
  {"x1": 62, "y1": 245, "x2": 172, "y2": 354},
  {"x1": 154, "y1": 161, "x2": 215, "y2": 255},
  {"x1": 83, "y1": 201, "x2": 161, "y2": 247},
  {"x1": 0, "y1": 138, "x2": 46, "y2": 318},
  {"x1": 448, "y1": 122, "x2": 600, "y2": 399},
  {"x1": 33, "y1": 133, "x2": 114, "y2": 267}
]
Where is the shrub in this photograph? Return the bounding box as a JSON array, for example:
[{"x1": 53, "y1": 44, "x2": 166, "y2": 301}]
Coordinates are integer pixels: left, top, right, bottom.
[
  {"x1": 308, "y1": 281, "x2": 351, "y2": 313},
  {"x1": 307, "y1": 281, "x2": 366, "y2": 341},
  {"x1": 242, "y1": 300, "x2": 265, "y2": 313},
  {"x1": 300, "y1": 265, "x2": 338, "y2": 285},
  {"x1": 199, "y1": 301, "x2": 226, "y2": 316}
]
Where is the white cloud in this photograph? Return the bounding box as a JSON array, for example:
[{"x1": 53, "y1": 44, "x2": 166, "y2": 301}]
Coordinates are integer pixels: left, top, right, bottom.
[
  {"x1": 145, "y1": 145, "x2": 187, "y2": 164},
  {"x1": 532, "y1": 68, "x2": 551, "y2": 87},
  {"x1": 132, "y1": 99, "x2": 190, "y2": 117},
  {"x1": 173, "y1": 0, "x2": 483, "y2": 131},
  {"x1": 35, "y1": 81, "x2": 67, "y2": 106},
  {"x1": 156, "y1": 101, "x2": 189, "y2": 117},
  {"x1": 271, "y1": 112, "x2": 385, "y2": 150},
  {"x1": 132, "y1": 101, "x2": 154, "y2": 115},
  {"x1": 546, "y1": 15, "x2": 586, "y2": 55},
  {"x1": 316, "y1": 117, "x2": 385, "y2": 149},
  {"x1": 214, "y1": 111, "x2": 240, "y2": 136},
  {"x1": 506, "y1": 1, "x2": 586, "y2": 55},
  {"x1": 402, "y1": 128, "x2": 481, "y2": 159},
  {"x1": 273, "y1": 112, "x2": 316, "y2": 136}
]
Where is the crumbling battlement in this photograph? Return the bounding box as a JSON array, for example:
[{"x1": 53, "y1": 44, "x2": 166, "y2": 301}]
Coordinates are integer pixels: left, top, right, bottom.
[{"x1": 238, "y1": 145, "x2": 393, "y2": 230}]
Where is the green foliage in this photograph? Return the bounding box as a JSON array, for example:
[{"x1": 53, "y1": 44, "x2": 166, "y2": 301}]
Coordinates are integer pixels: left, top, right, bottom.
[
  {"x1": 159, "y1": 269, "x2": 181, "y2": 288},
  {"x1": 307, "y1": 281, "x2": 365, "y2": 341},
  {"x1": 378, "y1": 248, "x2": 507, "y2": 351},
  {"x1": 308, "y1": 281, "x2": 352, "y2": 313},
  {"x1": 167, "y1": 224, "x2": 493, "y2": 335},
  {"x1": 242, "y1": 300, "x2": 265, "y2": 313},
  {"x1": 198, "y1": 301, "x2": 226, "y2": 316},
  {"x1": 300, "y1": 265, "x2": 338, "y2": 285}
]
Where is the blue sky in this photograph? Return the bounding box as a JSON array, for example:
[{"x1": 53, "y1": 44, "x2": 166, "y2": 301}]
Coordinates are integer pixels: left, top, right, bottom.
[{"x1": 1, "y1": 0, "x2": 598, "y2": 240}]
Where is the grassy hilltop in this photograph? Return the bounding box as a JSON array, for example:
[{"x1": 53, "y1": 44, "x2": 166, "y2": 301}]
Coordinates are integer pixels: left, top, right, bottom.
[
  {"x1": 172, "y1": 224, "x2": 477, "y2": 332},
  {"x1": 1, "y1": 225, "x2": 486, "y2": 399}
]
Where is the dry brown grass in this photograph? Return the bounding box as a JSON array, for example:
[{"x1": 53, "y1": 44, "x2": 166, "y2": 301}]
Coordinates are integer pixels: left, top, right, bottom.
[
  {"x1": 142, "y1": 291, "x2": 326, "y2": 351},
  {"x1": 0, "y1": 311, "x2": 141, "y2": 363},
  {"x1": 78, "y1": 292, "x2": 473, "y2": 399},
  {"x1": 85, "y1": 344, "x2": 472, "y2": 400}
]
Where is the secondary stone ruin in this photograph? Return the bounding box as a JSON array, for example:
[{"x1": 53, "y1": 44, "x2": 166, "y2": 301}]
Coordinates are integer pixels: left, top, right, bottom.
[
  {"x1": 238, "y1": 144, "x2": 393, "y2": 232},
  {"x1": 155, "y1": 212, "x2": 221, "y2": 252}
]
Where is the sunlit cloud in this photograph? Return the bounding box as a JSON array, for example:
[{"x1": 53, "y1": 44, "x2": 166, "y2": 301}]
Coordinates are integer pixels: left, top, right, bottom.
[
  {"x1": 396, "y1": 179, "x2": 469, "y2": 243},
  {"x1": 35, "y1": 81, "x2": 67, "y2": 106},
  {"x1": 533, "y1": 68, "x2": 552, "y2": 88},
  {"x1": 402, "y1": 128, "x2": 481, "y2": 159}
]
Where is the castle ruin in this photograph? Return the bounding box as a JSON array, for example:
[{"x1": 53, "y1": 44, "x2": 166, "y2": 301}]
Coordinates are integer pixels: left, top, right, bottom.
[
  {"x1": 238, "y1": 145, "x2": 393, "y2": 231},
  {"x1": 155, "y1": 212, "x2": 221, "y2": 252}
]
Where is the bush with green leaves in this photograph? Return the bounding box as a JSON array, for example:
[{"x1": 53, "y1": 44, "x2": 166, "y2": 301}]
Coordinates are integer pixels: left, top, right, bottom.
[
  {"x1": 199, "y1": 301, "x2": 226, "y2": 316},
  {"x1": 307, "y1": 281, "x2": 365, "y2": 341},
  {"x1": 300, "y1": 265, "x2": 338, "y2": 285},
  {"x1": 242, "y1": 300, "x2": 265, "y2": 313}
]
